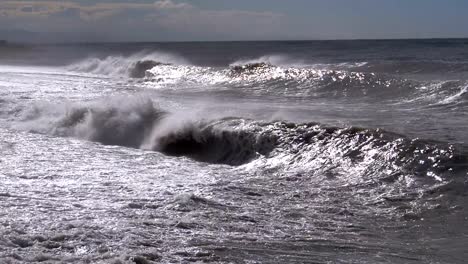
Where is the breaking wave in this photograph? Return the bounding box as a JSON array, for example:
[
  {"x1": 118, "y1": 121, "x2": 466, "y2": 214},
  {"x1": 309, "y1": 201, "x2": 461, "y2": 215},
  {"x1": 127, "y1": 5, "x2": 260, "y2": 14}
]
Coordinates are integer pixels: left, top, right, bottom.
[
  {"x1": 12, "y1": 97, "x2": 276, "y2": 165},
  {"x1": 143, "y1": 62, "x2": 468, "y2": 106},
  {"x1": 63, "y1": 52, "x2": 468, "y2": 106},
  {"x1": 67, "y1": 51, "x2": 187, "y2": 78},
  {"x1": 11, "y1": 97, "x2": 468, "y2": 182},
  {"x1": 144, "y1": 62, "x2": 402, "y2": 94}
]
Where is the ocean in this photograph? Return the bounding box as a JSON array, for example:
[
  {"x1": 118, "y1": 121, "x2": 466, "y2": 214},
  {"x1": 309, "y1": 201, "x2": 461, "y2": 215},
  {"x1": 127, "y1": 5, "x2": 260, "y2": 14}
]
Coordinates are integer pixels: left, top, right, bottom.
[{"x1": 0, "y1": 39, "x2": 467, "y2": 263}]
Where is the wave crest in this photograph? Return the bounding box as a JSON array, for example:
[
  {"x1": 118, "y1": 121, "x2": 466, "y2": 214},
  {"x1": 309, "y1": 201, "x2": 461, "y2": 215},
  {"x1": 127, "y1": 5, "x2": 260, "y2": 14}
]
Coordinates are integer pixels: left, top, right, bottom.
[
  {"x1": 15, "y1": 97, "x2": 166, "y2": 148},
  {"x1": 67, "y1": 51, "x2": 187, "y2": 78},
  {"x1": 145, "y1": 63, "x2": 411, "y2": 97},
  {"x1": 230, "y1": 62, "x2": 272, "y2": 74}
]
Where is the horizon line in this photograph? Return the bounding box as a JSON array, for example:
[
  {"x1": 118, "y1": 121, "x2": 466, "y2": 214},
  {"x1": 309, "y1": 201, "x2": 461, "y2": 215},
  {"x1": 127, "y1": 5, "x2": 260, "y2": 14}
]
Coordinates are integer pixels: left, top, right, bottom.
[{"x1": 2, "y1": 37, "x2": 468, "y2": 45}]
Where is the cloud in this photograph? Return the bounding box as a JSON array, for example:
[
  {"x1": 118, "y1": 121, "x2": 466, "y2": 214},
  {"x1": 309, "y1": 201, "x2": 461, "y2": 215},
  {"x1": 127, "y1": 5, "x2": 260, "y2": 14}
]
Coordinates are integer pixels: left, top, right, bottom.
[
  {"x1": 0, "y1": 1, "x2": 192, "y2": 18},
  {"x1": 0, "y1": 0, "x2": 287, "y2": 41},
  {"x1": 153, "y1": 0, "x2": 192, "y2": 10},
  {"x1": 150, "y1": 9, "x2": 284, "y2": 39}
]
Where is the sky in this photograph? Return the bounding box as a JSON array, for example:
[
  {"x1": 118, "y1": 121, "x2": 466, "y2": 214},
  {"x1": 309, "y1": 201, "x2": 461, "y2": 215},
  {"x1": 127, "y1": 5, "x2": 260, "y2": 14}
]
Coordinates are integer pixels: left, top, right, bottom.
[{"x1": 1, "y1": 0, "x2": 468, "y2": 42}]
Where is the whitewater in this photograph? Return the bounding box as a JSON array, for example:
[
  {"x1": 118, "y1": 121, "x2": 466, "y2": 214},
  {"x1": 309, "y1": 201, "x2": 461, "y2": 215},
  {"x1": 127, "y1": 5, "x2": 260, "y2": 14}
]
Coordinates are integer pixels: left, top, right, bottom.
[{"x1": 1, "y1": 40, "x2": 468, "y2": 263}]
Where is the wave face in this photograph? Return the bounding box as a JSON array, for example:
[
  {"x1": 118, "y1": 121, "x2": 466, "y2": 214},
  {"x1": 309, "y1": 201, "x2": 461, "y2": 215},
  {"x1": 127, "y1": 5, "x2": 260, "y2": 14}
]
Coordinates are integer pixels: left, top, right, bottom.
[{"x1": 150, "y1": 118, "x2": 277, "y2": 165}]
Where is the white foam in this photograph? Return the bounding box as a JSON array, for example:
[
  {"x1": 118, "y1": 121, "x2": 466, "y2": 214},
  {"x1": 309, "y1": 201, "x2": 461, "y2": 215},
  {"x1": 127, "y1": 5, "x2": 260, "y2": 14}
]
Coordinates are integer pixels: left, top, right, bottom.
[
  {"x1": 0, "y1": 65, "x2": 63, "y2": 75},
  {"x1": 230, "y1": 54, "x2": 307, "y2": 68},
  {"x1": 67, "y1": 51, "x2": 189, "y2": 77},
  {"x1": 438, "y1": 84, "x2": 468, "y2": 105}
]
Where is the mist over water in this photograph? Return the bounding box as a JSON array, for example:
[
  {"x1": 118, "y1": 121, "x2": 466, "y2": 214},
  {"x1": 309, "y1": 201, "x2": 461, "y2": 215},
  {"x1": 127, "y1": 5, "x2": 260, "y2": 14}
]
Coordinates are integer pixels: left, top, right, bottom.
[{"x1": 1, "y1": 40, "x2": 468, "y2": 263}]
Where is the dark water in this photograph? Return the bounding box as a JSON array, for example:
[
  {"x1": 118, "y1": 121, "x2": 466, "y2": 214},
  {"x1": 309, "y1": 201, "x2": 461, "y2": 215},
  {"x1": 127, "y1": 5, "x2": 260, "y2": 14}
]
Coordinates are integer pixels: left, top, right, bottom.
[{"x1": 0, "y1": 40, "x2": 467, "y2": 263}]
